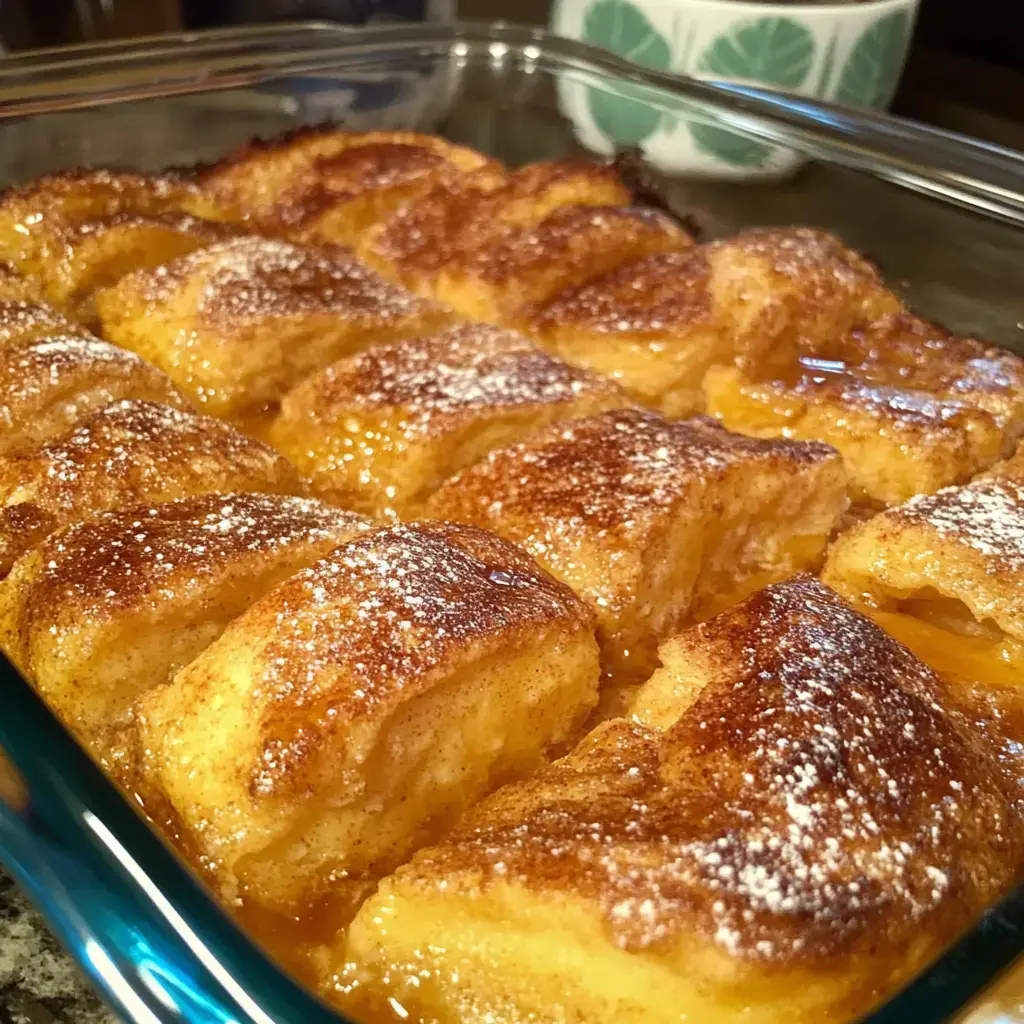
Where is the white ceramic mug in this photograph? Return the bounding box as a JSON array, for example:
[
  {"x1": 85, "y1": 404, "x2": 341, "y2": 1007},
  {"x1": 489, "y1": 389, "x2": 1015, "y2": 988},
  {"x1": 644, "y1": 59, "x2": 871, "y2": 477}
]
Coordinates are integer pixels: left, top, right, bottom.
[{"x1": 552, "y1": 0, "x2": 921, "y2": 178}]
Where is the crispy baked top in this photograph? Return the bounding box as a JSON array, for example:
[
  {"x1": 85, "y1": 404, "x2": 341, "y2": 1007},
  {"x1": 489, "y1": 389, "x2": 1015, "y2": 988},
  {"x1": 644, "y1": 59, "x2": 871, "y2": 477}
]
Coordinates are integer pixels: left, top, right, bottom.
[
  {"x1": 280, "y1": 324, "x2": 631, "y2": 436},
  {"x1": 365, "y1": 159, "x2": 632, "y2": 279},
  {"x1": 429, "y1": 408, "x2": 839, "y2": 538},
  {"x1": 8, "y1": 493, "x2": 368, "y2": 624},
  {"x1": 406, "y1": 576, "x2": 1019, "y2": 964},
  {"x1": 448, "y1": 204, "x2": 691, "y2": 284},
  {"x1": 179, "y1": 520, "x2": 594, "y2": 798},
  {"x1": 198, "y1": 127, "x2": 499, "y2": 230},
  {"x1": 0, "y1": 334, "x2": 182, "y2": 420},
  {"x1": 0, "y1": 399, "x2": 297, "y2": 513},
  {"x1": 525, "y1": 246, "x2": 713, "y2": 335},
  {"x1": 0, "y1": 301, "x2": 91, "y2": 348},
  {"x1": 117, "y1": 236, "x2": 444, "y2": 328},
  {"x1": 0, "y1": 168, "x2": 217, "y2": 240}
]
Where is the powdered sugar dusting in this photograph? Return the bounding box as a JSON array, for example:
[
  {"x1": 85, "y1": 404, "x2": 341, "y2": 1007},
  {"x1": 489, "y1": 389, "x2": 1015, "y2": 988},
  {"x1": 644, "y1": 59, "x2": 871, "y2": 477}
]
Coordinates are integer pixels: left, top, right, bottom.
[
  {"x1": 897, "y1": 477, "x2": 1024, "y2": 565},
  {"x1": 23, "y1": 493, "x2": 368, "y2": 625},
  {"x1": 416, "y1": 577, "x2": 1020, "y2": 965},
  {"x1": 242, "y1": 520, "x2": 592, "y2": 796},
  {"x1": 296, "y1": 324, "x2": 625, "y2": 434},
  {"x1": 137, "y1": 237, "x2": 438, "y2": 325}
]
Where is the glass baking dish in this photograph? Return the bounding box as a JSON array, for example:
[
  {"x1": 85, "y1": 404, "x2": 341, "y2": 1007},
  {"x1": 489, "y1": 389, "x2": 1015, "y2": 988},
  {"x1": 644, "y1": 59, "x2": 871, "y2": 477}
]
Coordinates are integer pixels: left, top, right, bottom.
[{"x1": 0, "y1": 19, "x2": 1023, "y2": 1024}]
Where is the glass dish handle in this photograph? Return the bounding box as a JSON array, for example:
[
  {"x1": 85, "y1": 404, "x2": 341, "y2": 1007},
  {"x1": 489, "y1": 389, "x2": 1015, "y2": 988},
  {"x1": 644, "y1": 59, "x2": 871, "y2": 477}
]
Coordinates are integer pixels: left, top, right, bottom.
[{"x1": 0, "y1": 657, "x2": 346, "y2": 1024}]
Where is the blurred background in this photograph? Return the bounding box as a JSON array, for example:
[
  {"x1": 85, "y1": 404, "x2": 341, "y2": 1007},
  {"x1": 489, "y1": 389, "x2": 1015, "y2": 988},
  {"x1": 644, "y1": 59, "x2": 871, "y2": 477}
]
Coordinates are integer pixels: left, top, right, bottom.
[{"x1": 0, "y1": 0, "x2": 1021, "y2": 151}]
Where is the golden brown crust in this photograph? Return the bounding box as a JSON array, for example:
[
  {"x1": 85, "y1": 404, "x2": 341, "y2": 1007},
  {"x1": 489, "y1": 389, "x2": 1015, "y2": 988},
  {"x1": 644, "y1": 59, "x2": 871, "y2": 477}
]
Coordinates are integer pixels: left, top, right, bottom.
[
  {"x1": 0, "y1": 263, "x2": 45, "y2": 304},
  {"x1": 4, "y1": 492, "x2": 368, "y2": 637},
  {"x1": 137, "y1": 519, "x2": 599, "y2": 905},
  {"x1": 0, "y1": 168, "x2": 223, "y2": 259},
  {"x1": 95, "y1": 236, "x2": 457, "y2": 420},
  {"x1": 41, "y1": 211, "x2": 244, "y2": 320},
  {"x1": 270, "y1": 324, "x2": 634, "y2": 516},
  {"x1": 428, "y1": 409, "x2": 847, "y2": 685},
  {"x1": 0, "y1": 334, "x2": 187, "y2": 454},
  {"x1": 391, "y1": 575, "x2": 1019, "y2": 978},
  {"x1": 0, "y1": 301, "x2": 91, "y2": 349},
  {"x1": 824, "y1": 471, "x2": 1024, "y2": 641},
  {"x1": 0, "y1": 493, "x2": 370, "y2": 747},
  {"x1": 361, "y1": 159, "x2": 633, "y2": 294},
  {"x1": 198, "y1": 127, "x2": 500, "y2": 244},
  {"x1": 431, "y1": 204, "x2": 693, "y2": 322},
  {"x1": 705, "y1": 313, "x2": 1024, "y2": 506},
  {"x1": 0, "y1": 399, "x2": 300, "y2": 576},
  {"x1": 522, "y1": 228, "x2": 901, "y2": 414},
  {"x1": 430, "y1": 408, "x2": 839, "y2": 540}
]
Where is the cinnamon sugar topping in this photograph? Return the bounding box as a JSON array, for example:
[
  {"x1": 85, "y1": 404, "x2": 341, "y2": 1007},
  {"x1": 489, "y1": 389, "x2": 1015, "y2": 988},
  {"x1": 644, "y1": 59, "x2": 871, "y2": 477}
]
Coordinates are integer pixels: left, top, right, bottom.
[{"x1": 418, "y1": 577, "x2": 1019, "y2": 963}]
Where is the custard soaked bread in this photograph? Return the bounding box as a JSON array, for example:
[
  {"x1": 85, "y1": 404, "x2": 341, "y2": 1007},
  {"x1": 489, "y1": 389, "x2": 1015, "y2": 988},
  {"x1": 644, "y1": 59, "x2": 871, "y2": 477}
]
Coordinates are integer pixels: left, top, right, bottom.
[
  {"x1": 521, "y1": 227, "x2": 902, "y2": 415},
  {"x1": 0, "y1": 300, "x2": 91, "y2": 348},
  {"x1": 0, "y1": 493, "x2": 370, "y2": 766},
  {"x1": 0, "y1": 264, "x2": 45, "y2": 304},
  {"x1": 0, "y1": 335, "x2": 186, "y2": 455},
  {"x1": 197, "y1": 127, "x2": 500, "y2": 245},
  {"x1": 359, "y1": 158, "x2": 635, "y2": 298},
  {"x1": 137, "y1": 520, "x2": 600, "y2": 915},
  {"x1": 706, "y1": 313, "x2": 1024, "y2": 507},
  {"x1": 824, "y1": 447, "x2": 1024, "y2": 788},
  {"x1": 0, "y1": 399, "x2": 299, "y2": 576},
  {"x1": 269, "y1": 324, "x2": 634, "y2": 518},
  {"x1": 427, "y1": 204, "x2": 693, "y2": 324},
  {"x1": 96, "y1": 237, "x2": 456, "y2": 425},
  {"x1": 340, "y1": 576, "x2": 1021, "y2": 1024},
  {"x1": 0, "y1": 169, "x2": 236, "y2": 322},
  {"x1": 428, "y1": 409, "x2": 847, "y2": 692}
]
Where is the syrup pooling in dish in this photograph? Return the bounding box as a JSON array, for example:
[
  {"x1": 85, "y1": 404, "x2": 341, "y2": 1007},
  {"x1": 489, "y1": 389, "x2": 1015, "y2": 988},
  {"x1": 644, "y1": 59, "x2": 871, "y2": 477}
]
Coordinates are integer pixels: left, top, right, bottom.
[
  {"x1": 0, "y1": 130, "x2": 1021, "y2": 1024},
  {"x1": 706, "y1": 313, "x2": 1024, "y2": 507}
]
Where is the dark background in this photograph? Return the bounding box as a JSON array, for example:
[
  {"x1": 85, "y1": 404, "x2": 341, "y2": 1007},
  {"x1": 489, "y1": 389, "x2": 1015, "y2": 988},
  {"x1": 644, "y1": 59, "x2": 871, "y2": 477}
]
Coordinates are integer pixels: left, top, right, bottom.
[{"x1": 0, "y1": 0, "x2": 1021, "y2": 150}]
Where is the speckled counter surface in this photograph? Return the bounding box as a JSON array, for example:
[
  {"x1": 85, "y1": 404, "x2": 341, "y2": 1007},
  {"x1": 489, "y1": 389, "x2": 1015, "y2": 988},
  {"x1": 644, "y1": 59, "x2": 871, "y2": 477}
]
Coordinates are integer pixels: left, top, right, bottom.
[{"x1": 0, "y1": 874, "x2": 113, "y2": 1024}]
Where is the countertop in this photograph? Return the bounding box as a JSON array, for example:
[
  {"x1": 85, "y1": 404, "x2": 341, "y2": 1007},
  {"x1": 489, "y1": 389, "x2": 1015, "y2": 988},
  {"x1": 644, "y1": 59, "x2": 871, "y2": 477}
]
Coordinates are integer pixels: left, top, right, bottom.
[{"x1": 0, "y1": 876, "x2": 110, "y2": 1024}]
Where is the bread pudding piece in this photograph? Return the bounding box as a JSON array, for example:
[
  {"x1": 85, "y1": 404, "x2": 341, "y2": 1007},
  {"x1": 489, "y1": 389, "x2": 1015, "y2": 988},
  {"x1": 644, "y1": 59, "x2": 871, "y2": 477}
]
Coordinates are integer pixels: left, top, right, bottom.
[
  {"x1": 705, "y1": 314, "x2": 1024, "y2": 507},
  {"x1": 137, "y1": 520, "x2": 600, "y2": 918},
  {"x1": 427, "y1": 409, "x2": 847, "y2": 694},
  {"x1": 339, "y1": 576, "x2": 1020, "y2": 1024},
  {"x1": 0, "y1": 263, "x2": 45, "y2": 304},
  {"x1": 824, "y1": 453, "x2": 1024, "y2": 789},
  {"x1": 359, "y1": 158, "x2": 634, "y2": 299},
  {"x1": 429, "y1": 204, "x2": 694, "y2": 324},
  {"x1": 0, "y1": 399, "x2": 299, "y2": 577},
  {"x1": 0, "y1": 335, "x2": 187, "y2": 455},
  {"x1": 0, "y1": 493, "x2": 369, "y2": 767},
  {"x1": 198, "y1": 127, "x2": 500, "y2": 245},
  {"x1": 0, "y1": 169, "x2": 233, "y2": 321},
  {"x1": 269, "y1": 324, "x2": 635, "y2": 519},
  {"x1": 0, "y1": 300, "x2": 92, "y2": 349},
  {"x1": 95, "y1": 237, "x2": 457, "y2": 426},
  {"x1": 521, "y1": 227, "x2": 902, "y2": 416}
]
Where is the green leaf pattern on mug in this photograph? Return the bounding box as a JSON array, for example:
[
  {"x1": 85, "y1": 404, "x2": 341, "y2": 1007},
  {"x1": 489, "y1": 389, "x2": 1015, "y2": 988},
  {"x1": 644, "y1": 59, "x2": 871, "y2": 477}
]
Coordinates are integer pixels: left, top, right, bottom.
[
  {"x1": 835, "y1": 11, "x2": 910, "y2": 108},
  {"x1": 581, "y1": 0, "x2": 672, "y2": 146},
  {"x1": 690, "y1": 17, "x2": 814, "y2": 167}
]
